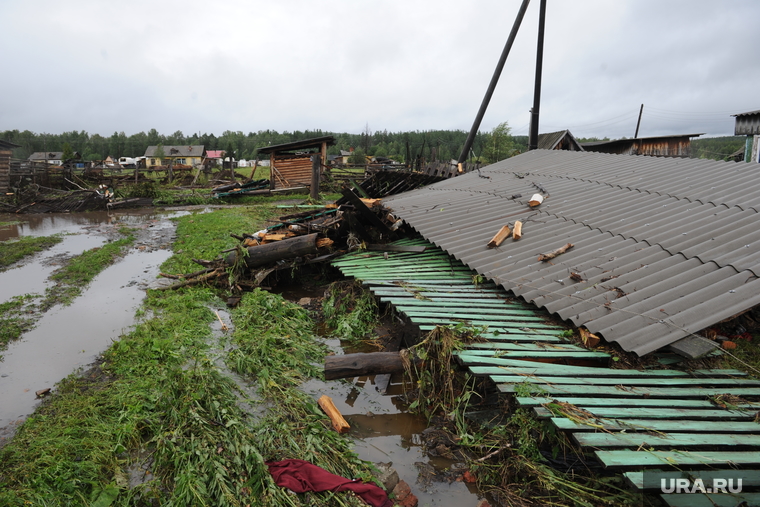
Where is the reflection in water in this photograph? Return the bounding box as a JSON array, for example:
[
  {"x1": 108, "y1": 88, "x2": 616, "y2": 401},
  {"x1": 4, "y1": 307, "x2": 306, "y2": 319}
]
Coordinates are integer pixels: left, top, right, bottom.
[{"x1": 0, "y1": 210, "x2": 176, "y2": 445}]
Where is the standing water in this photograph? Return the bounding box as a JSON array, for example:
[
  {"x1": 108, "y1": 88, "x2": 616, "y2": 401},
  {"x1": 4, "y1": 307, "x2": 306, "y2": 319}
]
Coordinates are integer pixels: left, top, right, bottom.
[
  {"x1": 0, "y1": 210, "x2": 488, "y2": 506},
  {"x1": 0, "y1": 210, "x2": 176, "y2": 442}
]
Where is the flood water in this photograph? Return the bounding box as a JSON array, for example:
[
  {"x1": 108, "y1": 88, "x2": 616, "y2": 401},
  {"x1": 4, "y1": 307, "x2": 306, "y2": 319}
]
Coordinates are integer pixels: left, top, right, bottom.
[{"x1": 0, "y1": 210, "x2": 487, "y2": 506}]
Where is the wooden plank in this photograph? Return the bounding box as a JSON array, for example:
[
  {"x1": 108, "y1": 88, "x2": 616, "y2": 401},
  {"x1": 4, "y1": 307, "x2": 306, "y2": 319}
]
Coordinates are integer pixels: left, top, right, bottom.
[
  {"x1": 551, "y1": 417, "x2": 760, "y2": 433},
  {"x1": 466, "y1": 342, "x2": 592, "y2": 352},
  {"x1": 421, "y1": 327, "x2": 567, "y2": 338},
  {"x1": 400, "y1": 309, "x2": 555, "y2": 320},
  {"x1": 575, "y1": 431, "x2": 760, "y2": 449},
  {"x1": 416, "y1": 318, "x2": 560, "y2": 328},
  {"x1": 624, "y1": 469, "x2": 760, "y2": 490},
  {"x1": 595, "y1": 449, "x2": 760, "y2": 468},
  {"x1": 516, "y1": 396, "x2": 757, "y2": 409},
  {"x1": 379, "y1": 298, "x2": 519, "y2": 308},
  {"x1": 482, "y1": 371, "x2": 760, "y2": 384},
  {"x1": 498, "y1": 383, "x2": 760, "y2": 398},
  {"x1": 660, "y1": 492, "x2": 760, "y2": 507},
  {"x1": 457, "y1": 350, "x2": 609, "y2": 359},
  {"x1": 462, "y1": 360, "x2": 694, "y2": 377},
  {"x1": 549, "y1": 417, "x2": 760, "y2": 433},
  {"x1": 534, "y1": 406, "x2": 753, "y2": 420}
]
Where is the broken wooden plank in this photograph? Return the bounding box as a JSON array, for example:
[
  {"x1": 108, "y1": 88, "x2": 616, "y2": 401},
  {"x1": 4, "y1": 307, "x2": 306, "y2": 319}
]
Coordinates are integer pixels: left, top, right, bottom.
[
  {"x1": 317, "y1": 395, "x2": 350, "y2": 433},
  {"x1": 512, "y1": 220, "x2": 523, "y2": 240},
  {"x1": 537, "y1": 243, "x2": 573, "y2": 262},
  {"x1": 487, "y1": 225, "x2": 511, "y2": 248}
]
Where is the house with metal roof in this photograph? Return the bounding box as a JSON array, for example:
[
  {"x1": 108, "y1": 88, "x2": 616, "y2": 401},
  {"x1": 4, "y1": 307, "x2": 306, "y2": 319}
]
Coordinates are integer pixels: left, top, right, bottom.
[
  {"x1": 384, "y1": 149, "x2": 760, "y2": 357},
  {"x1": 143, "y1": 145, "x2": 205, "y2": 168},
  {"x1": 581, "y1": 133, "x2": 702, "y2": 158},
  {"x1": 733, "y1": 109, "x2": 760, "y2": 163},
  {"x1": 27, "y1": 151, "x2": 81, "y2": 165}
]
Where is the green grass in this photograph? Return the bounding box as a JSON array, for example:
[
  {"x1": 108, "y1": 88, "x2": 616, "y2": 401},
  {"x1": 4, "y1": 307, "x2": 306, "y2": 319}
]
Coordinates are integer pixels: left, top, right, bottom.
[
  {"x1": 0, "y1": 207, "x2": 376, "y2": 507},
  {"x1": 0, "y1": 234, "x2": 64, "y2": 270},
  {"x1": 43, "y1": 232, "x2": 136, "y2": 309}
]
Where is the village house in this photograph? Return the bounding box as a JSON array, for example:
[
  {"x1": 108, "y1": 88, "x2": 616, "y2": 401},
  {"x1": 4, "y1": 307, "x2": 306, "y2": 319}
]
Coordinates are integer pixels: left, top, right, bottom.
[
  {"x1": 27, "y1": 151, "x2": 82, "y2": 166},
  {"x1": 143, "y1": 145, "x2": 205, "y2": 168}
]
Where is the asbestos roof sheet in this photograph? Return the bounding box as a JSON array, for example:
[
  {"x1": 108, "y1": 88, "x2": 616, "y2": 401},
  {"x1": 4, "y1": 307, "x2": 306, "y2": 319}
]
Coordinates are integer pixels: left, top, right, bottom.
[{"x1": 383, "y1": 149, "x2": 760, "y2": 356}]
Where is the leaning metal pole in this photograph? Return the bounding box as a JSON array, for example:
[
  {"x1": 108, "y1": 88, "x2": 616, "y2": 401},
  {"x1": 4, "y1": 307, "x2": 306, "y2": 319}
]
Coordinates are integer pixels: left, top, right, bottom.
[{"x1": 457, "y1": 0, "x2": 531, "y2": 165}]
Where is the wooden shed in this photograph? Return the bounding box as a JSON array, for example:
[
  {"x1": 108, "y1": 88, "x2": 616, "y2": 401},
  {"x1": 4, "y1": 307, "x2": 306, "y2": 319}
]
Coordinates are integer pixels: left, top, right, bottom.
[
  {"x1": 256, "y1": 136, "x2": 336, "y2": 190},
  {"x1": 0, "y1": 139, "x2": 20, "y2": 193},
  {"x1": 580, "y1": 134, "x2": 702, "y2": 158}
]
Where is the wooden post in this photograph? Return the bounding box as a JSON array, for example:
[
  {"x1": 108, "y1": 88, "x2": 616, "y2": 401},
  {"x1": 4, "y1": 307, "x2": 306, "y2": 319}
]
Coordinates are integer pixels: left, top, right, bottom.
[
  {"x1": 249, "y1": 158, "x2": 259, "y2": 180},
  {"x1": 310, "y1": 154, "x2": 320, "y2": 200}
]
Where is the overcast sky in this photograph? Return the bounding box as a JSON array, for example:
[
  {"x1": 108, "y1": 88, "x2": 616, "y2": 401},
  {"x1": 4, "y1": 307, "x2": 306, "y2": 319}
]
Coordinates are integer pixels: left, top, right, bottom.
[{"x1": 2, "y1": 0, "x2": 758, "y2": 140}]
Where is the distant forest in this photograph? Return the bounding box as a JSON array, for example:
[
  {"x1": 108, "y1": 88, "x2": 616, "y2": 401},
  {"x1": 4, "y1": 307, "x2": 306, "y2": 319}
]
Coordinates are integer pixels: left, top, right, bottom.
[{"x1": 0, "y1": 127, "x2": 747, "y2": 165}]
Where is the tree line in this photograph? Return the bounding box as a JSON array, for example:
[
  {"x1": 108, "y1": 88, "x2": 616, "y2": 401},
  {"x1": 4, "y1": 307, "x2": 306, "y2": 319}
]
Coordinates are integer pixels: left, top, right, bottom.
[{"x1": 0, "y1": 127, "x2": 746, "y2": 166}]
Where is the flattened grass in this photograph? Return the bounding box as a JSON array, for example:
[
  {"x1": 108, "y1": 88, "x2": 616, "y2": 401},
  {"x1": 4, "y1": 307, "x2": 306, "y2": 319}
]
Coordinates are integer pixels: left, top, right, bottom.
[{"x1": 0, "y1": 202, "x2": 375, "y2": 507}]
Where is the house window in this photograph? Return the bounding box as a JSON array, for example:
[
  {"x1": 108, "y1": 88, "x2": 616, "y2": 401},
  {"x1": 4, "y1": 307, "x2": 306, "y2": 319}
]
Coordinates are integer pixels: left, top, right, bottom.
[
  {"x1": 150, "y1": 159, "x2": 156, "y2": 165},
  {"x1": 174, "y1": 158, "x2": 186, "y2": 165}
]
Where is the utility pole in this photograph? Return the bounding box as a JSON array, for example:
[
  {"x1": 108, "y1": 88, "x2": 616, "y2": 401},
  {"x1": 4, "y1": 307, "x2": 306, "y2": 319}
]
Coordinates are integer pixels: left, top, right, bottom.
[
  {"x1": 528, "y1": 0, "x2": 547, "y2": 150},
  {"x1": 634, "y1": 104, "x2": 644, "y2": 138},
  {"x1": 457, "y1": 0, "x2": 531, "y2": 164}
]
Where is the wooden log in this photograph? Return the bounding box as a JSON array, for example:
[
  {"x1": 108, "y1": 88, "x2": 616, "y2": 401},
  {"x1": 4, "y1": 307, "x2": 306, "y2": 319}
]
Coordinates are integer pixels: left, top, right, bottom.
[
  {"x1": 324, "y1": 351, "x2": 421, "y2": 380},
  {"x1": 512, "y1": 220, "x2": 523, "y2": 240},
  {"x1": 487, "y1": 225, "x2": 511, "y2": 248},
  {"x1": 318, "y1": 395, "x2": 350, "y2": 433},
  {"x1": 537, "y1": 242, "x2": 573, "y2": 262},
  {"x1": 224, "y1": 233, "x2": 319, "y2": 269}
]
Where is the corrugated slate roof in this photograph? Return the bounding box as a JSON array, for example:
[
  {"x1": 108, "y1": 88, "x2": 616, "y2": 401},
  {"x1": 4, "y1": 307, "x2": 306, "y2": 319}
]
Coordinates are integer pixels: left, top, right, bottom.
[{"x1": 384, "y1": 149, "x2": 760, "y2": 356}]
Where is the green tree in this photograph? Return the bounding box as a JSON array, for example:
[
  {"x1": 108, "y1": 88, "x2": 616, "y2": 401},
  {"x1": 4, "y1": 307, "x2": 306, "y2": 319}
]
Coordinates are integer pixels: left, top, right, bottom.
[
  {"x1": 482, "y1": 122, "x2": 515, "y2": 163},
  {"x1": 62, "y1": 143, "x2": 75, "y2": 162}
]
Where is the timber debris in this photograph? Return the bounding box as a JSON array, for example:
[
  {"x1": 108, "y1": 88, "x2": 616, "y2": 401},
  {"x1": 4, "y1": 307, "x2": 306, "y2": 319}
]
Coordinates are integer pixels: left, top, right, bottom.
[{"x1": 160, "y1": 185, "x2": 403, "y2": 293}]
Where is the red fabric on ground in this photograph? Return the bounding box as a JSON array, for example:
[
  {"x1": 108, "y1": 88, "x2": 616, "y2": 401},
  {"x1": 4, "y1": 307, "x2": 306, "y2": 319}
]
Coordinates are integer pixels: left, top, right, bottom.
[{"x1": 266, "y1": 459, "x2": 392, "y2": 507}]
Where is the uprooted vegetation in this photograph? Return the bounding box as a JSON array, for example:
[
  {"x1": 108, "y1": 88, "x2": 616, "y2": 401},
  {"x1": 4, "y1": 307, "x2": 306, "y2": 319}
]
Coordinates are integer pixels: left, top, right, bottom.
[{"x1": 400, "y1": 325, "x2": 644, "y2": 506}]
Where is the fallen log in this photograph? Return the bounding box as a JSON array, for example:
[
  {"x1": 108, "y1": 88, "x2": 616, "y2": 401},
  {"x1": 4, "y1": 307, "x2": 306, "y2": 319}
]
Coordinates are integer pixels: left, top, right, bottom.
[
  {"x1": 225, "y1": 233, "x2": 319, "y2": 269},
  {"x1": 537, "y1": 242, "x2": 573, "y2": 262},
  {"x1": 324, "y1": 351, "x2": 422, "y2": 380}
]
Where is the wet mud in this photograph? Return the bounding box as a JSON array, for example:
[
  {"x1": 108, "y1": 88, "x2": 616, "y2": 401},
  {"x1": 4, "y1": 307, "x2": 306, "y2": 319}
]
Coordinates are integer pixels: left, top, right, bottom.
[{"x1": 0, "y1": 210, "x2": 489, "y2": 506}]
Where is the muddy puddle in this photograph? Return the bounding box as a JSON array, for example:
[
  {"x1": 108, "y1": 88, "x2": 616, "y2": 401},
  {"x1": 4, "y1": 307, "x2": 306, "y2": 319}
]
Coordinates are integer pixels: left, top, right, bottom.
[
  {"x1": 274, "y1": 284, "x2": 485, "y2": 506},
  {"x1": 0, "y1": 211, "x2": 488, "y2": 506},
  {"x1": 0, "y1": 210, "x2": 178, "y2": 441}
]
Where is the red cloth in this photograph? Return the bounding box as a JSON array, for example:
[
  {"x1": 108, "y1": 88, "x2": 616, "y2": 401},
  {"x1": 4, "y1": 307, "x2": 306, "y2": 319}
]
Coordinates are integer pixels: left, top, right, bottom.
[{"x1": 266, "y1": 459, "x2": 392, "y2": 507}]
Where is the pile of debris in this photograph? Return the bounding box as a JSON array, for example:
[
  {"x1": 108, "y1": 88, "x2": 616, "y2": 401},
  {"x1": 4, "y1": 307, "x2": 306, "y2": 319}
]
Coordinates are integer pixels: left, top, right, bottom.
[
  {"x1": 211, "y1": 178, "x2": 270, "y2": 198},
  {"x1": 159, "y1": 186, "x2": 404, "y2": 296}
]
